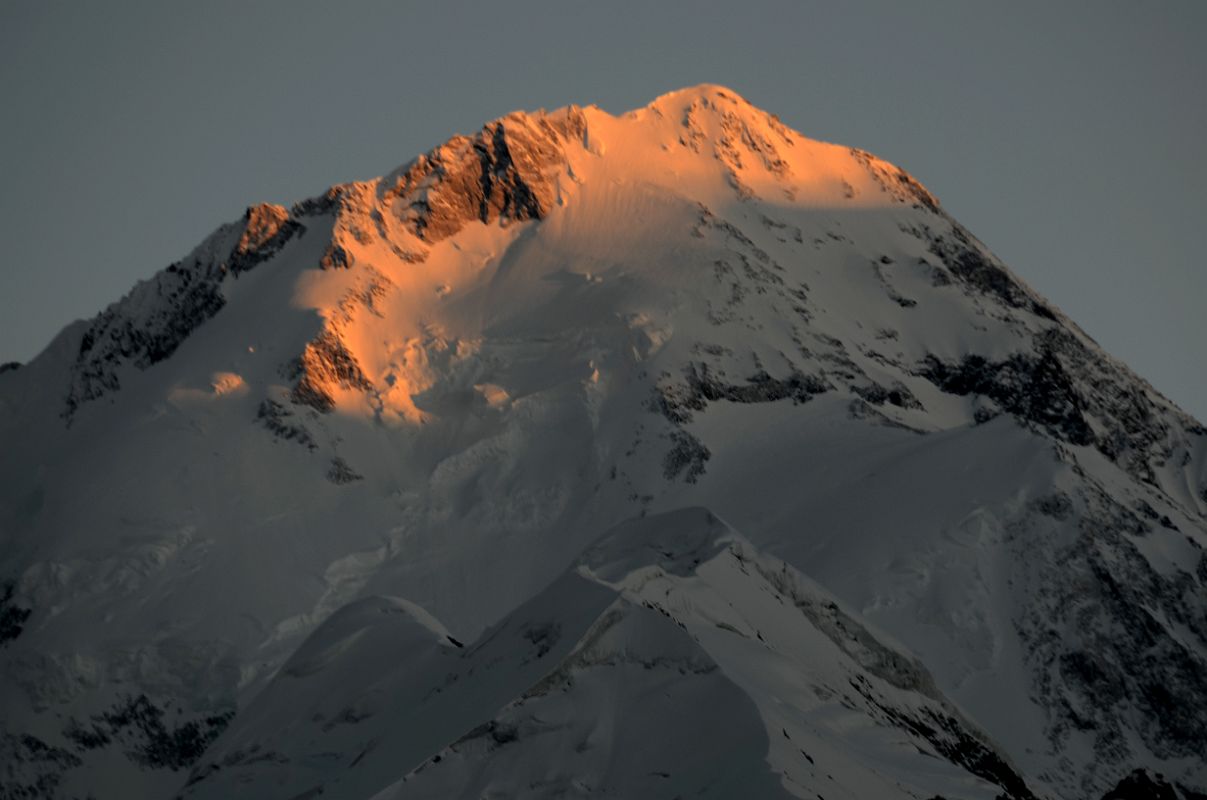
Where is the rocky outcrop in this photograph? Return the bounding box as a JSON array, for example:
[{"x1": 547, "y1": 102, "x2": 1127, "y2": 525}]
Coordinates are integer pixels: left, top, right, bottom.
[
  {"x1": 849, "y1": 147, "x2": 941, "y2": 212},
  {"x1": 0, "y1": 582, "x2": 30, "y2": 647},
  {"x1": 1016, "y1": 482, "x2": 1207, "y2": 794},
  {"x1": 919, "y1": 326, "x2": 1204, "y2": 485},
  {"x1": 652, "y1": 363, "x2": 829, "y2": 484},
  {"x1": 63, "y1": 204, "x2": 303, "y2": 420},
  {"x1": 653, "y1": 363, "x2": 831, "y2": 426},
  {"x1": 380, "y1": 108, "x2": 585, "y2": 243},
  {"x1": 0, "y1": 732, "x2": 81, "y2": 799},
  {"x1": 63, "y1": 693, "x2": 234, "y2": 771},
  {"x1": 230, "y1": 204, "x2": 302, "y2": 273},
  {"x1": 1100, "y1": 768, "x2": 1207, "y2": 800},
  {"x1": 918, "y1": 341, "x2": 1095, "y2": 446},
  {"x1": 290, "y1": 331, "x2": 373, "y2": 413}
]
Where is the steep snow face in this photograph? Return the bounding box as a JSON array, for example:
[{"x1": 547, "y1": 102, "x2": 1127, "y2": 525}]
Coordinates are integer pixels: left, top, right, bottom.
[
  {"x1": 187, "y1": 510, "x2": 1035, "y2": 800},
  {"x1": 0, "y1": 85, "x2": 1204, "y2": 799}
]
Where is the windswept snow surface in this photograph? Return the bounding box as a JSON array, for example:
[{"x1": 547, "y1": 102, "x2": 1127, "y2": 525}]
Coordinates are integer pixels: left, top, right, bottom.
[{"x1": 1, "y1": 85, "x2": 1205, "y2": 799}]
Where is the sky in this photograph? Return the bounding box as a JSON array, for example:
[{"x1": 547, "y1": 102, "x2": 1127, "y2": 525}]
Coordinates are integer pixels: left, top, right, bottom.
[{"x1": 1, "y1": 1, "x2": 1204, "y2": 420}]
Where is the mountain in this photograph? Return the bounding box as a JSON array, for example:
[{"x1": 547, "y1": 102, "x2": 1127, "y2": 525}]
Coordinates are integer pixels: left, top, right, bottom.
[{"x1": 1, "y1": 84, "x2": 1204, "y2": 800}]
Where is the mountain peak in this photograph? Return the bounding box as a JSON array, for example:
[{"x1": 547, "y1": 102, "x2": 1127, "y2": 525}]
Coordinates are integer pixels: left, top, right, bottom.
[
  {"x1": 643, "y1": 82, "x2": 753, "y2": 112},
  {"x1": 1, "y1": 87, "x2": 1205, "y2": 800}
]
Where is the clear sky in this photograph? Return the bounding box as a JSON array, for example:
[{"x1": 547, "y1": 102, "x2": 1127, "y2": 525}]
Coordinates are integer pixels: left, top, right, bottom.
[{"x1": 2, "y1": 1, "x2": 1204, "y2": 420}]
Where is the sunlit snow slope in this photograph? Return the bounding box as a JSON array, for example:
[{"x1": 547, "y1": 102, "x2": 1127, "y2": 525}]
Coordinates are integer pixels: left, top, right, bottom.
[{"x1": 1, "y1": 85, "x2": 1205, "y2": 800}]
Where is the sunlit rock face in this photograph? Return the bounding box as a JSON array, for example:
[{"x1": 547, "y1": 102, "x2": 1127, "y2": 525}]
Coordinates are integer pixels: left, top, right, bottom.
[{"x1": 1, "y1": 85, "x2": 1205, "y2": 800}]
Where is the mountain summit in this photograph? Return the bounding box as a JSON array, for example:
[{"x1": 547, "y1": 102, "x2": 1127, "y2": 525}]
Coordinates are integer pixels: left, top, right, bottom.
[{"x1": 1, "y1": 85, "x2": 1204, "y2": 799}]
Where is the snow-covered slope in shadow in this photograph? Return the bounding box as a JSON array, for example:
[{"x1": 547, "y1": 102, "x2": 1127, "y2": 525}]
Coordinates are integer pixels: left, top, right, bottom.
[{"x1": 186, "y1": 508, "x2": 1034, "y2": 800}]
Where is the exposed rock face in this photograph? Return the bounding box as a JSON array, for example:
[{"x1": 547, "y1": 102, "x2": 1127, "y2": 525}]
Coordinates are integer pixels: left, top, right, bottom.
[
  {"x1": 919, "y1": 325, "x2": 1203, "y2": 486},
  {"x1": 262, "y1": 109, "x2": 590, "y2": 419},
  {"x1": 1100, "y1": 768, "x2": 1207, "y2": 800},
  {"x1": 0, "y1": 583, "x2": 31, "y2": 646},
  {"x1": 63, "y1": 694, "x2": 234, "y2": 771},
  {"x1": 381, "y1": 107, "x2": 586, "y2": 243},
  {"x1": 256, "y1": 398, "x2": 316, "y2": 449},
  {"x1": 919, "y1": 338, "x2": 1096, "y2": 446},
  {"x1": 849, "y1": 146, "x2": 942, "y2": 212},
  {"x1": 62, "y1": 204, "x2": 304, "y2": 420},
  {"x1": 232, "y1": 203, "x2": 301, "y2": 271},
  {"x1": 290, "y1": 331, "x2": 374, "y2": 412},
  {"x1": 1019, "y1": 482, "x2": 1207, "y2": 784}
]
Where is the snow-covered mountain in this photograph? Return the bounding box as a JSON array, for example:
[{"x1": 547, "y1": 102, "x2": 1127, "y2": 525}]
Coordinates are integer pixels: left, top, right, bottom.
[{"x1": 1, "y1": 85, "x2": 1204, "y2": 799}]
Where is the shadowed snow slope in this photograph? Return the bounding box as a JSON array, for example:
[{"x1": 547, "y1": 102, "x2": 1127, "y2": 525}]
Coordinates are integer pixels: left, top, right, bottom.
[
  {"x1": 0, "y1": 85, "x2": 1204, "y2": 799},
  {"x1": 187, "y1": 509, "x2": 1033, "y2": 800}
]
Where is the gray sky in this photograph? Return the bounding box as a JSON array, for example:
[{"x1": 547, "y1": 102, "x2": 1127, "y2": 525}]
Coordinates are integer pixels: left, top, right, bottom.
[{"x1": 2, "y1": 1, "x2": 1204, "y2": 420}]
